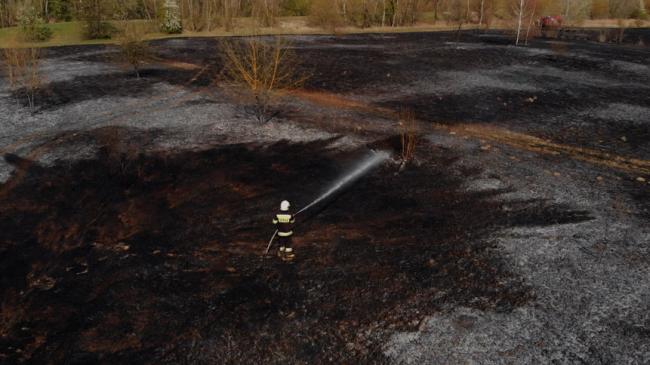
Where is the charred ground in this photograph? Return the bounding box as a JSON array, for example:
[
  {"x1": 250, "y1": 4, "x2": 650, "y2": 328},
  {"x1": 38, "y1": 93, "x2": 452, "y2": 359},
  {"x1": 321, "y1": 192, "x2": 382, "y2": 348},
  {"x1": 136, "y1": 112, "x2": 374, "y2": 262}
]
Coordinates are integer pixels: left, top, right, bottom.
[
  {"x1": 1, "y1": 31, "x2": 649, "y2": 364},
  {"x1": 0, "y1": 128, "x2": 596, "y2": 363}
]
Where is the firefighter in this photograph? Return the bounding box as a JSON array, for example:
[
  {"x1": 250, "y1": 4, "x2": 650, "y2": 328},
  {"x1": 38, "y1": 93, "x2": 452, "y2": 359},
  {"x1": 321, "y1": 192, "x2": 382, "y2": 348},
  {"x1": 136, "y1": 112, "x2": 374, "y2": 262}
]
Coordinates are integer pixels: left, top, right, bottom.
[{"x1": 273, "y1": 200, "x2": 296, "y2": 261}]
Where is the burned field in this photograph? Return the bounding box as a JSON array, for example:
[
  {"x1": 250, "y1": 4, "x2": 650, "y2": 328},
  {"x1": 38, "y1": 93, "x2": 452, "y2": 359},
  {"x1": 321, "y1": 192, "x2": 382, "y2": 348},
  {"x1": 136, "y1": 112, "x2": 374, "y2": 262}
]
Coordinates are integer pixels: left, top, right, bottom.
[
  {"x1": 1, "y1": 132, "x2": 564, "y2": 363},
  {"x1": 1, "y1": 32, "x2": 650, "y2": 364}
]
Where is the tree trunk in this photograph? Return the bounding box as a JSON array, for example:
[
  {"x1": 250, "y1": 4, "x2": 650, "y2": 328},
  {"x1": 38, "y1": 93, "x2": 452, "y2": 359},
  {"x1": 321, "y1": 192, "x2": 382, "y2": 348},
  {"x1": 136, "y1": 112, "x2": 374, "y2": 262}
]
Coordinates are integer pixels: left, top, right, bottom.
[
  {"x1": 143, "y1": 2, "x2": 152, "y2": 20},
  {"x1": 479, "y1": 0, "x2": 484, "y2": 31},
  {"x1": 525, "y1": 0, "x2": 537, "y2": 45},
  {"x1": 393, "y1": 0, "x2": 399, "y2": 26},
  {"x1": 564, "y1": 0, "x2": 570, "y2": 20},
  {"x1": 224, "y1": 0, "x2": 232, "y2": 31},
  {"x1": 433, "y1": 0, "x2": 439, "y2": 22},
  {"x1": 516, "y1": 0, "x2": 524, "y2": 45},
  {"x1": 640, "y1": 0, "x2": 647, "y2": 15}
]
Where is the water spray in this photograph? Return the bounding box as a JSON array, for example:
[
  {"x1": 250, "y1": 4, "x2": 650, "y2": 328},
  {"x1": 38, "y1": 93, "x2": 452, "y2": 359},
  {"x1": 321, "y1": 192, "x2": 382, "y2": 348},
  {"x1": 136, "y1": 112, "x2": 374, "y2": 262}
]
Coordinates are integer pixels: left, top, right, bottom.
[
  {"x1": 296, "y1": 150, "x2": 391, "y2": 215},
  {"x1": 265, "y1": 149, "x2": 391, "y2": 254}
]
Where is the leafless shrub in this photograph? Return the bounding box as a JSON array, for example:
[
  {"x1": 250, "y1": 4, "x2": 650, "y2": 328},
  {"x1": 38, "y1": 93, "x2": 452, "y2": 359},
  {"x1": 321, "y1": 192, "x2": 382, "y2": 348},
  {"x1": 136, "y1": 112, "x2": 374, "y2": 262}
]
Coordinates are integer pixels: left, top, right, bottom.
[
  {"x1": 511, "y1": 0, "x2": 537, "y2": 46},
  {"x1": 616, "y1": 18, "x2": 627, "y2": 43},
  {"x1": 445, "y1": 0, "x2": 468, "y2": 41},
  {"x1": 251, "y1": 0, "x2": 280, "y2": 27},
  {"x1": 308, "y1": 0, "x2": 344, "y2": 32},
  {"x1": 179, "y1": 0, "x2": 236, "y2": 32},
  {"x1": 116, "y1": 23, "x2": 153, "y2": 78},
  {"x1": 2, "y1": 39, "x2": 42, "y2": 111},
  {"x1": 398, "y1": 108, "x2": 418, "y2": 169},
  {"x1": 95, "y1": 127, "x2": 145, "y2": 177},
  {"x1": 218, "y1": 36, "x2": 307, "y2": 123}
]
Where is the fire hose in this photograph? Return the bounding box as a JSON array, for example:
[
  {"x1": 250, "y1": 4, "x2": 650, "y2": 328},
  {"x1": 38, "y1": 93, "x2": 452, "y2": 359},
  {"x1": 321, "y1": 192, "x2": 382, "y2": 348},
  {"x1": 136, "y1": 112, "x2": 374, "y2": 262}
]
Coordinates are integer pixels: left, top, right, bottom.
[{"x1": 263, "y1": 149, "x2": 390, "y2": 255}]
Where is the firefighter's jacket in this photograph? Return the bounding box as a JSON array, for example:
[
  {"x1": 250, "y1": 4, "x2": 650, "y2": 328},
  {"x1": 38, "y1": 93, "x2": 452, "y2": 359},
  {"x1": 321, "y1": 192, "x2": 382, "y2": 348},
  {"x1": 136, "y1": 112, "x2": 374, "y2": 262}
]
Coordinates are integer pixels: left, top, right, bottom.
[{"x1": 273, "y1": 212, "x2": 295, "y2": 237}]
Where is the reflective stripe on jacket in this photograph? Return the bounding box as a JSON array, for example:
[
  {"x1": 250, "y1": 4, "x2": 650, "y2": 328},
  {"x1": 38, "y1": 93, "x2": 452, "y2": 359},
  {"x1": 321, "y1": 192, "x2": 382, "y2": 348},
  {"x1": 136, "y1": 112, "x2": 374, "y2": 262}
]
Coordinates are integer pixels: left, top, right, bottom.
[{"x1": 273, "y1": 213, "x2": 295, "y2": 237}]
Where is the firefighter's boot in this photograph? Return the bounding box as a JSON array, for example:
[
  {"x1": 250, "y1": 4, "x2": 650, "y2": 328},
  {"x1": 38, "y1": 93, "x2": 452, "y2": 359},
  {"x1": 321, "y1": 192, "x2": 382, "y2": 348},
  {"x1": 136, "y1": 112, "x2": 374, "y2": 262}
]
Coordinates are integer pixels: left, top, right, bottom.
[
  {"x1": 282, "y1": 247, "x2": 295, "y2": 262},
  {"x1": 277, "y1": 246, "x2": 286, "y2": 258}
]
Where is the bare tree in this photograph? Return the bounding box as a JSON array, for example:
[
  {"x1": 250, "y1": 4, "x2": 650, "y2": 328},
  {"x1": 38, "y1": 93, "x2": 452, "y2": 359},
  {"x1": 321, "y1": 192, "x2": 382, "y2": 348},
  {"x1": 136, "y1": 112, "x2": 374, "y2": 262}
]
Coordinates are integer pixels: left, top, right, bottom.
[
  {"x1": 446, "y1": 0, "x2": 468, "y2": 41},
  {"x1": 524, "y1": 0, "x2": 538, "y2": 44},
  {"x1": 0, "y1": 0, "x2": 20, "y2": 27},
  {"x1": 221, "y1": 0, "x2": 242, "y2": 31},
  {"x1": 252, "y1": 0, "x2": 280, "y2": 27},
  {"x1": 478, "y1": 0, "x2": 485, "y2": 30},
  {"x1": 218, "y1": 36, "x2": 307, "y2": 122},
  {"x1": 176, "y1": 0, "x2": 245, "y2": 32},
  {"x1": 398, "y1": 108, "x2": 417, "y2": 169},
  {"x1": 512, "y1": 0, "x2": 536, "y2": 45},
  {"x1": 2, "y1": 41, "x2": 42, "y2": 111},
  {"x1": 116, "y1": 23, "x2": 153, "y2": 78},
  {"x1": 515, "y1": 0, "x2": 525, "y2": 45},
  {"x1": 309, "y1": 0, "x2": 344, "y2": 32},
  {"x1": 616, "y1": 18, "x2": 627, "y2": 43}
]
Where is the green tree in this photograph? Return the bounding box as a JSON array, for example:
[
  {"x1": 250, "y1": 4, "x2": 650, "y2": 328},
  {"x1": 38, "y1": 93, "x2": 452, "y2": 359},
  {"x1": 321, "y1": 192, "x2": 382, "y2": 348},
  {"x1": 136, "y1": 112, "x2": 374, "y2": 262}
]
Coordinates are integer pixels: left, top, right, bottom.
[
  {"x1": 281, "y1": 0, "x2": 310, "y2": 15},
  {"x1": 50, "y1": 0, "x2": 74, "y2": 21},
  {"x1": 80, "y1": 0, "x2": 116, "y2": 39},
  {"x1": 18, "y1": 5, "x2": 53, "y2": 41},
  {"x1": 161, "y1": 0, "x2": 182, "y2": 33}
]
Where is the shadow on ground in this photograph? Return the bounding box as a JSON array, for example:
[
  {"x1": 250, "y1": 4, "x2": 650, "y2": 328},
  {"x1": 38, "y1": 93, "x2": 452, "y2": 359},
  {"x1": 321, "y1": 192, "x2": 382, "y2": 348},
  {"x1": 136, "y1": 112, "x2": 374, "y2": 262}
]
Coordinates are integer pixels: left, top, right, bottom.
[
  {"x1": 0, "y1": 127, "x2": 593, "y2": 364},
  {"x1": 10, "y1": 66, "x2": 217, "y2": 111}
]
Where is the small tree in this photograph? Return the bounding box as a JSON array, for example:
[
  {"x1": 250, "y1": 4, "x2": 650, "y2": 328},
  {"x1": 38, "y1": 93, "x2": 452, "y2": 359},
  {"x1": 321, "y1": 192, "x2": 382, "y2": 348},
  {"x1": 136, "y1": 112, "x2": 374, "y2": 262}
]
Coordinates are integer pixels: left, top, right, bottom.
[
  {"x1": 219, "y1": 36, "x2": 307, "y2": 123},
  {"x1": 478, "y1": 0, "x2": 486, "y2": 31},
  {"x1": 161, "y1": 0, "x2": 182, "y2": 33},
  {"x1": 2, "y1": 41, "x2": 42, "y2": 111},
  {"x1": 616, "y1": 18, "x2": 627, "y2": 43},
  {"x1": 221, "y1": 0, "x2": 239, "y2": 31},
  {"x1": 308, "y1": 0, "x2": 344, "y2": 32},
  {"x1": 512, "y1": 0, "x2": 537, "y2": 45},
  {"x1": 523, "y1": 0, "x2": 538, "y2": 44},
  {"x1": 398, "y1": 108, "x2": 417, "y2": 169},
  {"x1": 80, "y1": 0, "x2": 116, "y2": 39},
  {"x1": 117, "y1": 23, "x2": 152, "y2": 78},
  {"x1": 446, "y1": 0, "x2": 468, "y2": 41},
  {"x1": 252, "y1": 0, "x2": 280, "y2": 27},
  {"x1": 18, "y1": 6, "x2": 53, "y2": 42}
]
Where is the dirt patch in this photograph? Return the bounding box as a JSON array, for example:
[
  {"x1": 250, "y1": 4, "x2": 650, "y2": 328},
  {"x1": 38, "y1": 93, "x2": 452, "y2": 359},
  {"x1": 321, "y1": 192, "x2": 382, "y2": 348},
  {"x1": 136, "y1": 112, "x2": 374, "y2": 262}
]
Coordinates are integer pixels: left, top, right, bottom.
[{"x1": 287, "y1": 88, "x2": 650, "y2": 176}]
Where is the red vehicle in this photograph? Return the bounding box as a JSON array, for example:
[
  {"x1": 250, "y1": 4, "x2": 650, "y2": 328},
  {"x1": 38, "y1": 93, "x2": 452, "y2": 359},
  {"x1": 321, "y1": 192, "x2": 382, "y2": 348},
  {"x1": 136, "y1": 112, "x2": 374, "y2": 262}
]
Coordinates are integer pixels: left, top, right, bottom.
[
  {"x1": 539, "y1": 15, "x2": 563, "y2": 29},
  {"x1": 538, "y1": 15, "x2": 563, "y2": 38}
]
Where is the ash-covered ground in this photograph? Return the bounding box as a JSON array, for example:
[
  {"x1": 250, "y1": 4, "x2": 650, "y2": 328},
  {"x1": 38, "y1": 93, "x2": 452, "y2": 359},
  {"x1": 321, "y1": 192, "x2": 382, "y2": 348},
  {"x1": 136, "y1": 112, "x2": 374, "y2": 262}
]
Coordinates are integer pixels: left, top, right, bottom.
[{"x1": 0, "y1": 31, "x2": 649, "y2": 364}]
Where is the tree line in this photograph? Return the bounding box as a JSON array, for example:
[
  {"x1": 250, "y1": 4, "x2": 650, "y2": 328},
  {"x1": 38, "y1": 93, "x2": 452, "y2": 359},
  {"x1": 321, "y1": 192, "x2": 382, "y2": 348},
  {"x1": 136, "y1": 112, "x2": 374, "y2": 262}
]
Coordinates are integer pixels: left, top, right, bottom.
[{"x1": 0, "y1": 0, "x2": 647, "y2": 30}]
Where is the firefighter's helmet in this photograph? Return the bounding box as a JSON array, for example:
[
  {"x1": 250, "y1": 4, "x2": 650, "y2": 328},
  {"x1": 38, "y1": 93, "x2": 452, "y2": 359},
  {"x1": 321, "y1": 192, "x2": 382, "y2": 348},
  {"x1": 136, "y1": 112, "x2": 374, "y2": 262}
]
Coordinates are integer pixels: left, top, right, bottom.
[{"x1": 280, "y1": 200, "x2": 290, "y2": 211}]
